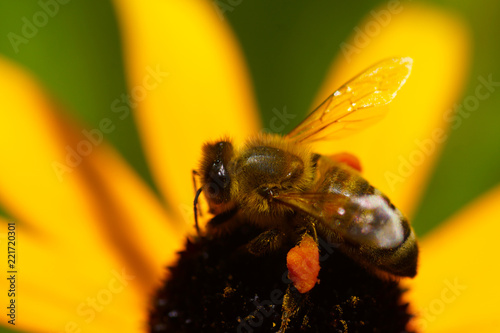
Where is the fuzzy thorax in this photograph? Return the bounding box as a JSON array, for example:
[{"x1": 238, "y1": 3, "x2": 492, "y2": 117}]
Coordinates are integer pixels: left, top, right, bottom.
[{"x1": 229, "y1": 133, "x2": 315, "y2": 225}]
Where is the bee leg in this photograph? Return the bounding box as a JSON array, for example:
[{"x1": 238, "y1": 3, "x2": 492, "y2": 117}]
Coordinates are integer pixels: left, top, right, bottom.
[
  {"x1": 192, "y1": 169, "x2": 203, "y2": 235},
  {"x1": 278, "y1": 285, "x2": 303, "y2": 333},
  {"x1": 307, "y1": 219, "x2": 318, "y2": 243},
  {"x1": 205, "y1": 207, "x2": 239, "y2": 237},
  {"x1": 246, "y1": 229, "x2": 286, "y2": 256}
]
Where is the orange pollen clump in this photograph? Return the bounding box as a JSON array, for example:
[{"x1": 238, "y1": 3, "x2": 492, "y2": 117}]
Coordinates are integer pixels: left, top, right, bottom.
[
  {"x1": 329, "y1": 152, "x2": 362, "y2": 172},
  {"x1": 286, "y1": 234, "x2": 320, "y2": 293}
]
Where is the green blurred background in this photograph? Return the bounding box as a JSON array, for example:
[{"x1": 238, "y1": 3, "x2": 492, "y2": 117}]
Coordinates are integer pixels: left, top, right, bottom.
[{"x1": 0, "y1": 0, "x2": 499, "y2": 330}]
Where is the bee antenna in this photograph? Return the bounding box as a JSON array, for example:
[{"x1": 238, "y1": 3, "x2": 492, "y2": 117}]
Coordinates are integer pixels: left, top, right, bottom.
[{"x1": 193, "y1": 187, "x2": 203, "y2": 235}]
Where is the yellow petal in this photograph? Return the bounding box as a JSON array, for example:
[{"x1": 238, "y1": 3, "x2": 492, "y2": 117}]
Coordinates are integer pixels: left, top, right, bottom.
[
  {"x1": 113, "y1": 0, "x2": 261, "y2": 229},
  {"x1": 1, "y1": 218, "x2": 147, "y2": 332},
  {"x1": 0, "y1": 57, "x2": 182, "y2": 331},
  {"x1": 404, "y1": 185, "x2": 500, "y2": 332},
  {"x1": 84, "y1": 144, "x2": 184, "y2": 284},
  {"x1": 0, "y1": 57, "x2": 114, "y2": 263},
  {"x1": 313, "y1": 3, "x2": 471, "y2": 217}
]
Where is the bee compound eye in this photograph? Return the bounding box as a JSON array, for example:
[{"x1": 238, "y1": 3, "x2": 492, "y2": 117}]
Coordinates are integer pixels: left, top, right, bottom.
[
  {"x1": 205, "y1": 182, "x2": 220, "y2": 197},
  {"x1": 218, "y1": 176, "x2": 228, "y2": 186}
]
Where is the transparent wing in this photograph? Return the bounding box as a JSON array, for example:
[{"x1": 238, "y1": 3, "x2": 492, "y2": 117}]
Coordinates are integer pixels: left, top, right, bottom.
[
  {"x1": 285, "y1": 57, "x2": 412, "y2": 144},
  {"x1": 274, "y1": 192, "x2": 349, "y2": 220},
  {"x1": 274, "y1": 192, "x2": 406, "y2": 249}
]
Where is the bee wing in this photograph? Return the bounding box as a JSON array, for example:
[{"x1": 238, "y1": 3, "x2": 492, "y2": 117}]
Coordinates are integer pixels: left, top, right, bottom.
[
  {"x1": 285, "y1": 57, "x2": 413, "y2": 144},
  {"x1": 274, "y1": 192, "x2": 406, "y2": 249}
]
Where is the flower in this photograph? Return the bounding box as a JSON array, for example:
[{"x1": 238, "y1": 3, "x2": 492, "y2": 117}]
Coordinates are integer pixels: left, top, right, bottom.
[{"x1": 0, "y1": 1, "x2": 498, "y2": 332}]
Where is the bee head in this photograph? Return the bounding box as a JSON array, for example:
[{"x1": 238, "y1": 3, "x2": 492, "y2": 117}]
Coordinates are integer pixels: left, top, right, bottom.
[{"x1": 200, "y1": 140, "x2": 234, "y2": 215}]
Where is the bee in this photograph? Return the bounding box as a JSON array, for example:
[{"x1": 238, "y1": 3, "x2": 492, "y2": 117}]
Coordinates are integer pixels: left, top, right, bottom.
[{"x1": 193, "y1": 57, "x2": 417, "y2": 284}]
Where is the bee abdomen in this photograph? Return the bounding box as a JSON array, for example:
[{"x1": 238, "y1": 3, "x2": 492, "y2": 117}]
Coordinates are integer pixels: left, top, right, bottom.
[
  {"x1": 318, "y1": 163, "x2": 374, "y2": 197},
  {"x1": 372, "y1": 224, "x2": 418, "y2": 277}
]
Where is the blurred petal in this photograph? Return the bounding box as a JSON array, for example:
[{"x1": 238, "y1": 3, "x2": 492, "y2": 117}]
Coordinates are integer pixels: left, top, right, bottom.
[
  {"x1": 113, "y1": 0, "x2": 261, "y2": 228},
  {"x1": 313, "y1": 3, "x2": 471, "y2": 217},
  {"x1": 0, "y1": 57, "x2": 181, "y2": 330},
  {"x1": 404, "y1": 185, "x2": 500, "y2": 332},
  {"x1": 85, "y1": 145, "x2": 184, "y2": 281},
  {"x1": 1, "y1": 218, "x2": 146, "y2": 332}
]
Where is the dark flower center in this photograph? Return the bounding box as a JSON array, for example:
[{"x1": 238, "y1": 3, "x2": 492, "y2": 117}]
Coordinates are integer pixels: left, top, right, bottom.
[{"x1": 149, "y1": 225, "x2": 414, "y2": 333}]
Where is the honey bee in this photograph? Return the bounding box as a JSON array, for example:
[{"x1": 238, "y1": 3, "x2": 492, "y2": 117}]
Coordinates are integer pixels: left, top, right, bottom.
[{"x1": 193, "y1": 57, "x2": 417, "y2": 282}]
